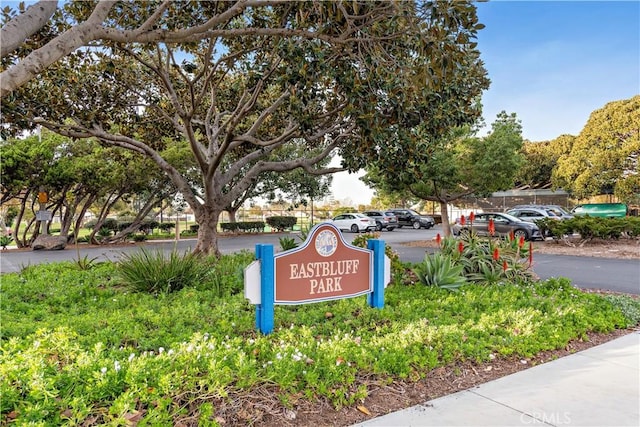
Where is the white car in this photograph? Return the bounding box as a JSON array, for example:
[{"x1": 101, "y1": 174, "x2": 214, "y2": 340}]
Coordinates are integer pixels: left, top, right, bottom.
[{"x1": 330, "y1": 213, "x2": 377, "y2": 233}]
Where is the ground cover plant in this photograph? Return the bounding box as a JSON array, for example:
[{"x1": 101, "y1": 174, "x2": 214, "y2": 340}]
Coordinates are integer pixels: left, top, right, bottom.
[{"x1": 1, "y1": 250, "x2": 639, "y2": 425}]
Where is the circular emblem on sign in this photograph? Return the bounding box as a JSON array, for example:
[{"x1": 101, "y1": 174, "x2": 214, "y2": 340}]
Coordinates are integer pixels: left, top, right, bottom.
[{"x1": 315, "y1": 229, "x2": 338, "y2": 257}]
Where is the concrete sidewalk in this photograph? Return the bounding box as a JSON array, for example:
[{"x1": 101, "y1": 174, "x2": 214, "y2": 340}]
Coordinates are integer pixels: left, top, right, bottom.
[{"x1": 354, "y1": 332, "x2": 639, "y2": 427}]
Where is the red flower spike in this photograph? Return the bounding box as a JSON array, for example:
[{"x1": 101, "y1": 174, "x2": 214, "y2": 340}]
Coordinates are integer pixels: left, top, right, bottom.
[
  {"x1": 503, "y1": 260, "x2": 508, "y2": 272},
  {"x1": 518, "y1": 235, "x2": 525, "y2": 248},
  {"x1": 509, "y1": 230, "x2": 515, "y2": 241},
  {"x1": 488, "y1": 218, "x2": 495, "y2": 236},
  {"x1": 460, "y1": 215, "x2": 466, "y2": 226},
  {"x1": 469, "y1": 212, "x2": 475, "y2": 222},
  {"x1": 436, "y1": 233, "x2": 442, "y2": 245},
  {"x1": 492, "y1": 247, "x2": 500, "y2": 261},
  {"x1": 458, "y1": 241, "x2": 464, "y2": 254}
]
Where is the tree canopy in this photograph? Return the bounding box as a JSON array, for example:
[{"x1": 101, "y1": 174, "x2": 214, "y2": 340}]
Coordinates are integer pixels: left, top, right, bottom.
[
  {"x1": 363, "y1": 112, "x2": 524, "y2": 234},
  {"x1": 515, "y1": 134, "x2": 575, "y2": 189},
  {"x1": 553, "y1": 96, "x2": 640, "y2": 204},
  {"x1": 2, "y1": 0, "x2": 489, "y2": 255}
]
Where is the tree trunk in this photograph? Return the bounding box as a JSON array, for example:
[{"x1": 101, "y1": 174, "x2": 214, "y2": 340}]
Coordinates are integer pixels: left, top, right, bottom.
[
  {"x1": 440, "y1": 200, "x2": 452, "y2": 237},
  {"x1": 109, "y1": 195, "x2": 160, "y2": 243},
  {"x1": 193, "y1": 208, "x2": 221, "y2": 257},
  {"x1": 88, "y1": 192, "x2": 122, "y2": 244},
  {"x1": 70, "y1": 193, "x2": 97, "y2": 244},
  {"x1": 13, "y1": 191, "x2": 30, "y2": 248},
  {"x1": 228, "y1": 208, "x2": 238, "y2": 223}
]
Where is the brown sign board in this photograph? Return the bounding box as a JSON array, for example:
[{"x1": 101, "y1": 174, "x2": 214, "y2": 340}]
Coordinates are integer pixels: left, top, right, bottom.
[{"x1": 274, "y1": 223, "x2": 372, "y2": 304}]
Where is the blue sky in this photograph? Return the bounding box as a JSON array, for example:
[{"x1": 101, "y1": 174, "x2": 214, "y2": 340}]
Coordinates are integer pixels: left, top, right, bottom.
[
  {"x1": 475, "y1": 0, "x2": 639, "y2": 142},
  {"x1": 333, "y1": 0, "x2": 640, "y2": 205}
]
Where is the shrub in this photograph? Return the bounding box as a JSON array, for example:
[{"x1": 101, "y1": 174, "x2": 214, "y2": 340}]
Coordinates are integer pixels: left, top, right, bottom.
[
  {"x1": 603, "y1": 294, "x2": 640, "y2": 327},
  {"x1": 132, "y1": 234, "x2": 148, "y2": 242},
  {"x1": 266, "y1": 216, "x2": 297, "y2": 231},
  {"x1": 96, "y1": 227, "x2": 113, "y2": 239},
  {"x1": 158, "y1": 223, "x2": 175, "y2": 233},
  {"x1": 220, "y1": 221, "x2": 266, "y2": 233},
  {"x1": 117, "y1": 248, "x2": 211, "y2": 294},
  {"x1": 539, "y1": 216, "x2": 640, "y2": 241},
  {"x1": 102, "y1": 218, "x2": 119, "y2": 231}
]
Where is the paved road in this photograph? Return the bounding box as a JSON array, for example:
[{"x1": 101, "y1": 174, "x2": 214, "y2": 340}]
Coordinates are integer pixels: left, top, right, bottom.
[{"x1": 1, "y1": 226, "x2": 638, "y2": 294}]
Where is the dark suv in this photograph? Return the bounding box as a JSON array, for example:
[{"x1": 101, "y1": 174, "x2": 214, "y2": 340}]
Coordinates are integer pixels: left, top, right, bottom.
[{"x1": 388, "y1": 208, "x2": 435, "y2": 229}]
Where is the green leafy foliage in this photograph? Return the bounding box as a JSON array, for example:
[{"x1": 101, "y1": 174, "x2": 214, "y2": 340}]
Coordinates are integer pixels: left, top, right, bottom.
[
  {"x1": 603, "y1": 295, "x2": 640, "y2": 327},
  {"x1": 439, "y1": 232, "x2": 535, "y2": 284},
  {"x1": 266, "y1": 216, "x2": 297, "y2": 232},
  {"x1": 413, "y1": 252, "x2": 467, "y2": 290},
  {"x1": 131, "y1": 233, "x2": 148, "y2": 242},
  {"x1": 117, "y1": 248, "x2": 212, "y2": 294},
  {"x1": 0, "y1": 234, "x2": 13, "y2": 249},
  {"x1": 2, "y1": 0, "x2": 491, "y2": 255},
  {"x1": 74, "y1": 254, "x2": 99, "y2": 271},
  {"x1": 1, "y1": 258, "x2": 633, "y2": 424},
  {"x1": 279, "y1": 236, "x2": 298, "y2": 251},
  {"x1": 537, "y1": 216, "x2": 640, "y2": 240},
  {"x1": 363, "y1": 112, "x2": 523, "y2": 232},
  {"x1": 220, "y1": 221, "x2": 266, "y2": 233},
  {"x1": 553, "y1": 96, "x2": 640, "y2": 204}
]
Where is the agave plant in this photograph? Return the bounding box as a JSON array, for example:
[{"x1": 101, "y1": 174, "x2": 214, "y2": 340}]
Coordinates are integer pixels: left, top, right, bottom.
[
  {"x1": 0, "y1": 235, "x2": 13, "y2": 250},
  {"x1": 413, "y1": 252, "x2": 467, "y2": 291},
  {"x1": 279, "y1": 236, "x2": 298, "y2": 251}
]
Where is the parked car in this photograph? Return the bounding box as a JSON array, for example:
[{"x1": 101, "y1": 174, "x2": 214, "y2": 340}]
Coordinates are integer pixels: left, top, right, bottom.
[
  {"x1": 388, "y1": 208, "x2": 435, "y2": 229},
  {"x1": 362, "y1": 210, "x2": 398, "y2": 231},
  {"x1": 510, "y1": 204, "x2": 574, "y2": 220},
  {"x1": 330, "y1": 213, "x2": 377, "y2": 233},
  {"x1": 452, "y1": 212, "x2": 543, "y2": 241},
  {"x1": 506, "y1": 207, "x2": 562, "y2": 223}
]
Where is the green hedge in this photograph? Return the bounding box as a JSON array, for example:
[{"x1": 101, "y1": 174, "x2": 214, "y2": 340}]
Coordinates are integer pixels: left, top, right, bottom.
[
  {"x1": 266, "y1": 216, "x2": 297, "y2": 231},
  {"x1": 536, "y1": 216, "x2": 640, "y2": 240},
  {"x1": 220, "y1": 221, "x2": 266, "y2": 233}
]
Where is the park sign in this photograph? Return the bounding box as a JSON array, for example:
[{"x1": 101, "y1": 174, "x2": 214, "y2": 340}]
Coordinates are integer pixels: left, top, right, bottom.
[{"x1": 244, "y1": 222, "x2": 390, "y2": 334}]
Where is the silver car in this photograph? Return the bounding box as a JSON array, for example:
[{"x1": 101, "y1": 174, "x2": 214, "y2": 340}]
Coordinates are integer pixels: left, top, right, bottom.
[
  {"x1": 452, "y1": 212, "x2": 543, "y2": 241},
  {"x1": 362, "y1": 210, "x2": 398, "y2": 231},
  {"x1": 506, "y1": 207, "x2": 562, "y2": 223},
  {"x1": 510, "y1": 204, "x2": 574, "y2": 220}
]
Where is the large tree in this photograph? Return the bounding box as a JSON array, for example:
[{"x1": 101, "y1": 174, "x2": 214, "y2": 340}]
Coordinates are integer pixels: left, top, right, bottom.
[
  {"x1": 3, "y1": 0, "x2": 489, "y2": 255},
  {"x1": 364, "y1": 112, "x2": 524, "y2": 235},
  {"x1": 515, "y1": 134, "x2": 575, "y2": 189},
  {"x1": 553, "y1": 96, "x2": 640, "y2": 204},
  {"x1": 0, "y1": 131, "x2": 176, "y2": 247}
]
